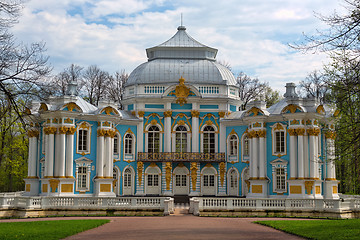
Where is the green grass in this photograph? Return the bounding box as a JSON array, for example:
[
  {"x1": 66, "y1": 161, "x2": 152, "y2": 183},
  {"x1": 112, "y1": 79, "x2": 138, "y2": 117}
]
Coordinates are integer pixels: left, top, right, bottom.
[
  {"x1": 0, "y1": 219, "x2": 110, "y2": 240},
  {"x1": 256, "y1": 219, "x2": 360, "y2": 240}
]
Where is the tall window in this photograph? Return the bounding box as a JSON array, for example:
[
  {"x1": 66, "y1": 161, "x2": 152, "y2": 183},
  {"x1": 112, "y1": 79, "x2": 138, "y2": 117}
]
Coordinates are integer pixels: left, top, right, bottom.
[
  {"x1": 275, "y1": 131, "x2": 285, "y2": 153},
  {"x1": 78, "y1": 129, "x2": 88, "y2": 152},
  {"x1": 124, "y1": 168, "x2": 132, "y2": 187},
  {"x1": 148, "y1": 126, "x2": 160, "y2": 153},
  {"x1": 275, "y1": 168, "x2": 286, "y2": 191},
  {"x1": 124, "y1": 133, "x2": 133, "y2": 154},
  {"x1": 175, "y1": 175, "x2": 187, "y2": 187},
  {"x1": 77, "y1": 166, "x2": 87, "y2": 190},
  {"x1": 147, "y1": 174, "x2": 159, "y2": 186},
  {"x1": 203, "y1": 175, "x2": 215, "y2": 187},
  {"x1": 243, "y1": 135, "x2": 250, "y2": 156},
  {"x1": 229, "y1": 135, "x2": 238, "y2": 156},
  {"x1": 114, "y1": 134, "x2": 119, "y2": 154},
  {"x1": 176, "y1": 126, "x2": 187, "y2": 153},
  {"x1": 230, "y1": 169, "x2": 237, "y2": 188},
  {"x1": 203, "y1": 126, "x2": 215, "y2": 153}
]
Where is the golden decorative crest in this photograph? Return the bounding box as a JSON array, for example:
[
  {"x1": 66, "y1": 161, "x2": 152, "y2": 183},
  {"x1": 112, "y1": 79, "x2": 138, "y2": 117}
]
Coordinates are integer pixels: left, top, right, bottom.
[
  {"x1": 253, "y1": 122, "x2": 261, "y2": 128},
  {"x1": 49, "y1": 179, "x2": 59, "y2": 193},
  {"x1": 274, "y1": 123, "x2": 284, "y2": 131},
  {"x1": 305, "y1": 181, "x2": 314, "y2": 195},
  {"x1": 288, "y1": 128, "x2": 297, "y2": 136},
  {"x1": 205, "y1": 120, "x2": 213, "y2": 126},
  {"x1": 64, "y1": 118, "x2": 73, "y2": 124},
  {"x1": 63, "y1": 102, "x2": 80, "y2": 112},
  {"x1": 219, "y1": 162, "x2": 226, "y2": 187},
  {"x1": 282, "y1": 104, "x2": 301, "y2": 114},
  {"x1": 174, "y1": 77, "x2": 191, "y2": 106},
  {"x1": 218, "y1": 111, "x2": 226, "y2": 118},
  {"x1": 295, "y1": 128, "x2": 305, "y2": 136},
  {"x1": 164, "y1": 110, "x2": 172, "y2": 118},
  {"x1": 316, "y1": 105, "x2": 325, "y2": 115},
  {"x1": 165, "y1": 162, "x2": 172, "y2": 190},
  {"x1": 150, "y1": 119, "x2": 158, "y2": 125},
  {"x1": 177, "y1": 120, "x2": 185, "y2": 126},
  {"x1": 137, "y1": 162, "x2": 144, "y2": 185},
  {"x1": 191, "y1": 110, "x2": 200, "y2": 118},
  {"x1": 101, "y1": 106, "x2": 118, "y2": 115},
  {"x1": 290, "y1": 119, "x2": 300, "y2": 125},
  {"x1": 190, "y1": 162, "x2": 198, "y2": 191},
  {"x1": 138, "y1": 111, "x2": 145, "y2": 117},
  {"x1": 247, "y1": 107, "x2": 263, "y2": 116},
  {"x1": 39, "y1": 103, "x2": 48, "y2": 111}
]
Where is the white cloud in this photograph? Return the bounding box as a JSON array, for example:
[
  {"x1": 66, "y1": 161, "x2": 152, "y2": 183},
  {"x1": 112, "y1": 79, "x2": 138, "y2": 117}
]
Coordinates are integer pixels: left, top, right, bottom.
[{"x1": 11, "y1": 0, "x2": 343, "y2": 93}]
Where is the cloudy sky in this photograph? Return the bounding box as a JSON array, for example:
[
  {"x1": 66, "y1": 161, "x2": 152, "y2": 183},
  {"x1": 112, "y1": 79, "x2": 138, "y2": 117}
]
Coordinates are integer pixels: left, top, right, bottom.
[{"x1": 12, "y1": 0, "x2": 344, "y2": 92}]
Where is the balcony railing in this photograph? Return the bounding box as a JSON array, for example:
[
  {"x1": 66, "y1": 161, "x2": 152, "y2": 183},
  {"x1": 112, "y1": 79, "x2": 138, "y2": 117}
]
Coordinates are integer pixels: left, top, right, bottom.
[{"x1": 137, "y1": 152, "x2": 226, "y2": 162}]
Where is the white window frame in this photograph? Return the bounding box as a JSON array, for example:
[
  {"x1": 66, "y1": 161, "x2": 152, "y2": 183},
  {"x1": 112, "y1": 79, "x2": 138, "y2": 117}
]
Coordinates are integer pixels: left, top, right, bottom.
[
  {"x1": 200, "y1": 124, "x2": 218, "y2": 153},
  {"x1": 270, "y1": 158, "x2": 288, "y2": 194},
  {"x1": 227, "y1": 133, "x2": 238, "y2": 163},
  {"x1": 123, "y1": 132, "x2": 136, "y2": 161},
  {"x1": 172, "y1": 123, "x2": 191, "y2": 152},
  {"x1": 113, "y1": 132, "x2": 120, "y2": 160},
  {"x1": 271, "y1": 123, "x2": 287, "y2": 156},
  {"x1": 75, "y1": 157, "x2": 92, "y2": 192},
  {"x1": 145, "y1": 123, "x2": 163, "y2": 153},
  {"x1": 241, "y1": 133, "x2": 250, "y2": 163},
  {"x1": 76, "y1": 122, "x2": 91, "y2": 155},
  {"x1": 122, "y1": 166, "x2": 135, "y2": 196}
]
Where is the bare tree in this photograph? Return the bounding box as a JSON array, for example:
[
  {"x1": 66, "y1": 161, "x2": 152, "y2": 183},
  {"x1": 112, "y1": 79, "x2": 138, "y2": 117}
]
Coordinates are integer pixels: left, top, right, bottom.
[
  {"x1": 82, "y1": 65, "x2": 110, "y2": 106},
  {"x1": 299, "y1": 70, "x2": 329, "y2": 103},
  {"x1": 107, "y1": 70, "x2": 128, "y2": 109},
  {"x1": 236, "y1": 72, "x2": 267, "y2": 110},
  {"x1": 50, "y1": 64, "x2": 83, "y2": 96},
  {"x1": 0, "y1": 0, "x2": 51, "y2": 121}
]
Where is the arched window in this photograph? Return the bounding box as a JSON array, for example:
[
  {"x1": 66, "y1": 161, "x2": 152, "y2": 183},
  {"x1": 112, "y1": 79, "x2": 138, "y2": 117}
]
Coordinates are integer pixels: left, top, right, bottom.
[
  {"x1": 243, "y1": 135, "x2": 250, "y2": 156},
  {"x1": 175, "y1": 126, "x2": 187, "y2": 153},
  {"x1": 77, "y1": 122, "x2": 91, "y2": 154},
  {"x1": 113, "y1": 134, "x2": 119, "y2": 155},
  {"x1": 229, "y1": 135, "x2": 238, "y2": 156},
  {"x1": 148, "y1": 126, "x2": 160, "y2": 153},
  {"x1": 124, "y1": 168, "x2": 132, "y2": 188},
  {"x1": 203, "y1": 126, "x2": 215, "y2": 153},
  {"x1": 124, "y1": 133, "x2": 133, "y2": 154},
  {"x1": 272, "y1": 123, "x2": 286, "y2": 156}
]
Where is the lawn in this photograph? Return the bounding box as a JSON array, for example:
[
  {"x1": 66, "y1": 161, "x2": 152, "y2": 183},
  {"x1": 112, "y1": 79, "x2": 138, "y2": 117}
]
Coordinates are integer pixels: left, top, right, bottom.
[
  {"x1": 0, "y1": 219, "x2": 110, "y2": 240},
  {"x1": 256, "y1": 219, "x2": 360, "y2": 240}
]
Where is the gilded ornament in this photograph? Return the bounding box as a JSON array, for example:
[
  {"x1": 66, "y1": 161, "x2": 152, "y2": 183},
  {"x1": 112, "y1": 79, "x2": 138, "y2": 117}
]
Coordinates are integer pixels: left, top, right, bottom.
[
  {"x1": 102, "y1": 106, "x2": 118, "y2": 115},
  {"x1": 191, "y1": 110, "x2": 200, "y2": 118},
  {"x1": 190, "y1": 162, "x2": 198, "y2": 191},
  {"x1": 253, "y1": 122, "x2": 261, "y2": 128},
  {"x1": 150, "y1": 119, "x2": 158, "y2": 125},
  {"x1": 306, "y1": 120, "x2": 312, "y2": 125},
  {"x1": 305, "y1": 181, "x2": 314, "y2": 195},
  {"x1": 316, "y1": 105, "x2": 325, "y2": 114},
  {"x1": 24, "y1": 108, "x2": 31, "y2": 115},
  {"x1": 164, "y1": 110, "x2": 172, "y2": 118},
  {"x1": 79, "y1": 122, "x2": 90, "y2": 130},
  {"x1": 218, "y1": 111, "x2": 226, "y2": 118},
  {"x1": 52, "y1": 118, "x2": 58, "y2": 124},
  {"x1": 282, "y1": 104, "x2": 301, "y2": 114},
  {"x1": 137, "y1": 161, "x2": 144, "y2": 185},
  {"x1": 219, "y1": 162, "x2": 226, "y2": 187},
  {"x1": 138, "y1": 111, "x2": 145, "y2": 117},
  {"x1": 67, "y1": 127, "x2": 76, "y2": 135},
  {"x1": 103, "y1": 121, "x2": 111, "y2": 127},
  {"x1": 288, "y1": 128, "x2": 297, "y2": 136},
  {"x1": 27, "y1": 130, "x2": 39, "y2": 138},
  {"x1": 257, "y1": 130, "x2": 266, "y2": 138},
  {"x1": 44, "y1": 127, "x2": 57, "y2": 135},
  {"x1": 325, "y1": 131, "x2": 336, "y2": 139},
  {"x1": 39, "y1": 103, "x2": 48, "y2": 111},
  {"x1": 58, "y1": 126, "x2": 68, "y2": 134},
  {"x1": 174, "y1": 77, "x2": 191, "y2": 106},
  {"x1": 273, "y1": 123, "x2": 284, "y2": 131},
  {"x1": 125, "y1": 128, "x2": 134, "y2": 134},
  {"x1": 177, "y1": 120, "x2": 185, "y2": 126},
  {"x1": 295, "y1": 128, "x2": 305, "y2": 136},
  {"x1": 131, "y1": 111, "x2": 136, "y2": 116},
  {"x1": 307, "y1": 128, "x2": 320, "y2": 136},
  {"x1": 247, "y1": 107, "x2": 262, "y2": 116},
  {"x1": 64, "y1": 118, "x2": 73, "y2": 124},
  {"x1": 165, "y1": 162, "x2": 172, "y2": 190},
  {"x1": 97, "y1": 129, "x2": 106, "y2": 137},
  {"x1": 49, "y1": 179, "x2": 59, "y2": 193},
  {"x1": 290, "y1": 119, "x2": 300, "y2": 125},
  {"x1": 205, "y1": 120, "x2": 213, "y2": 126}
]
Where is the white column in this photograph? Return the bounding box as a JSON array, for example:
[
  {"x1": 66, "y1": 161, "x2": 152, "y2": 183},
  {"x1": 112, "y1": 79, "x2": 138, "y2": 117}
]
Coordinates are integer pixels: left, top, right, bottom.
[
  {"x1": 314, "y1": 135, "x2": 319, "y2": 179},
  {"x1": 309, "y1": 134, "x2": 316, "y2": 179},
  {"x1": 303, "y1": 133, "x2": 309, "y2": 178},
  {"x1": 297, "y1": 134, "x2": 304, "y2": 179},
  {"x1": 289, "y1": 131, "x2": 297, "y2": 179},
  {"x1": 137, "y1": 115, "x2": 144, "y2": 153},
  {"x1": 57, "y1": 132, "x2": 66, "y2": 177},
  {"x1": 219, "y1": 122, "x2": 226, "y2": 154},
  {"x1": 108, "y1": 135, "x2": 114, "y2": 177},
  {"x1": 27, "y1": 133, "x2": 38, "y2": 177},
  {"x1": 164, "y1": 111, "x2": 172, "y2": 152},
  {"x1": 259, "y1": 135, "x2": 266, "y2": 178},
  {"x1": 104, "y1": 135, "x2": 111, "y2": 177},
  {"x1": 54, "y1": 132, "x2": 61, "y2": 177},
  {"x1": 65, "y1": 130, "x2": 74, "y2": 177},
  {"x1": 191, "y1": 110, "x2": 199, "y2": 152},
  {"x1": 96, "y1": 132, "x2": 105, "y2": 178},
  {"x1": 249, "y1": 135, "x2": 253, "y2": 178},
  {"x1": 251, "y1": 136, "x2": 258, "y2": 178},
  {"x1": 46, "y1": 131, "x2": 55, "y2": 177}
]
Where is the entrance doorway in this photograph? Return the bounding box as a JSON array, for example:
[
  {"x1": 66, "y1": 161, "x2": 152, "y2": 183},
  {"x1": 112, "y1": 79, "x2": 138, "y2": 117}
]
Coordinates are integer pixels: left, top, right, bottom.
[
  {"x1": 173, "y1": 166, "x2": 189, "y2": 195},
  {"x1": 201, "y1": 167, "x2": 216, "y2": 196}
]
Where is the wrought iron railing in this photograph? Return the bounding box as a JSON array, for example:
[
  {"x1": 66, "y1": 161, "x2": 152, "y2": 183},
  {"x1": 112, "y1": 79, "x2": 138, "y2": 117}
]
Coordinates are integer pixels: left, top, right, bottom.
[{"x1": 137, "y1": 152, "x2": 226, "y2": 162}]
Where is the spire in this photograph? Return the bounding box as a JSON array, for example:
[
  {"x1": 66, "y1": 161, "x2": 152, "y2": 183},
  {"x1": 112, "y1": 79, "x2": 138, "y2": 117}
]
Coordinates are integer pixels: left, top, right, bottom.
[
  {"x1": 66, "y1": 81, "x2": 78, "y2": 96},
  {"x1": 178, "y1": 13, "x2": 186, "y2": 30}
]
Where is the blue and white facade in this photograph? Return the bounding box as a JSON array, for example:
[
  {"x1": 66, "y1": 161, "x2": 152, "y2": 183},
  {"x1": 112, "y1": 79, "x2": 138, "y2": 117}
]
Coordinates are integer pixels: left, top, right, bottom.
[{"x1": 24, "y1": 26, "x2": 339, "y2": 199}]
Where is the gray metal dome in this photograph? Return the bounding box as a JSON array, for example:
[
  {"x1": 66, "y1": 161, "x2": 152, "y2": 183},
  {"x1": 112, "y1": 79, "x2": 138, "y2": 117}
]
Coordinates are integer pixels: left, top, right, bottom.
[{"x1": 126, "y1": 26, "x2": 237, "y2": 87}]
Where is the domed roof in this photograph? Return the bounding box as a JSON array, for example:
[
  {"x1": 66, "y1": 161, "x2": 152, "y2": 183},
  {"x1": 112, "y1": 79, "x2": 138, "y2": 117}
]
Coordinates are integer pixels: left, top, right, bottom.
[{"x1": 126, "y1": 26, "x2": 237, "y2": 87}]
